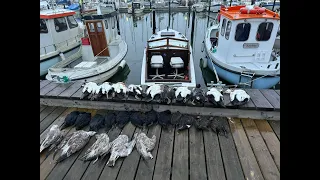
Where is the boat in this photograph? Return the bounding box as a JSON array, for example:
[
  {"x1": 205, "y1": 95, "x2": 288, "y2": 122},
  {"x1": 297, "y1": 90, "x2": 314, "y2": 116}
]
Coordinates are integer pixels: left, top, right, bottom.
[
  {"x1": 46, "y1": 4, "x2": 127, "y2": 83},
  {"x1": 128, "y1": 1, "x2": 145, "y2": 14},
  {"x1": 141, "y1": 28, "x2": 196, "y2": 87},
  {"x1": 204, "y1": 5, "x2": 280, "y2": 89},
  {"x1": 256, "y1": 0, "x2": 280, "y2": 11},
  {"x1": 40, "y1": 1, "x2": 83, "y2": 77},
  {"x1": 192, "y1": 2, "x2": 206, "y2": 12},
  {"x1": 207, "y1": 2, "x2": 224, "y2": 13}
]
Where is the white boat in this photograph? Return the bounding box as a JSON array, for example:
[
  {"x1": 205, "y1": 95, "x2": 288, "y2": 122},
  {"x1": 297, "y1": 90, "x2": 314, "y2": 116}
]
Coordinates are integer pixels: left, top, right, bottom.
[
  {"x1": 207, "y1": 2, "x2": 224, "y2": 13},
  {"x1": 204, "y1": 5, "x2": 280, "y2": 89},
  {"x1": 40, "y1": 1, "x2": 83, "y2": 77},
  {"x1": 128, "y1": 1, "x2": 145, "y2": 14},
  {"x1": 256, "y1": 0, "x2": 280, "y2": 11},
  {"x1": 141, "y1": 28, "x2": 196, "y2": 87},
  {"x1": 46, "y1": 4, "x2": 127, "y2": 83},
  {"x1": 192, "y1": 2, "x2": 206, "y2": 12}
]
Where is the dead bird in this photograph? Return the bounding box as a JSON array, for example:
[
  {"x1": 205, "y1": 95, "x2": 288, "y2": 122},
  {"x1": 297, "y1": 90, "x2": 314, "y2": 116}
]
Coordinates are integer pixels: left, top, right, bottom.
[
  {"x1": 210, "y1": 116, "x2": 228, "y2": 138},
  {"x1": 228, "y1": 89, "x2": 250, "y2": 106},
  {"x1": 171, "y1": 111, "x2": 183, "y2": 126},
  {"x1": 194, "y1": 115, "x2": 211, "y2": 130},
  {"x1": 100, "y1": 82, "x2": 113, "y2": 99},
  {"x1": 74, "y1": 112, "x2": 91, "y2": 130},
  {"x1": 115, "y1": 111, "x2": 131, "y2": 129},
  {"x1": 54, "y1": 130, "x2": 96, "y2": 163},
  {"x1": 159, "y1": 85, "x2": 176, "y2": 104},
  {"x1": 89, "y1": 114, "x2": 105, "y2": 132},
  {"x1": 128, "y1": 84, "x2": 144, "y2": 100},
  {"x1": 177, "y1": 114, "x2": 195, "y2": 131},
  {"x1": 175, "y1": 87, "x2": 192, "y2": 103},
  {"x1": 157, "y1": 110, "x2": 172, "y2": 129},
  {"x1": 130, "y1": 111, "x2": 146, "y2": 129},
  {"x1": 40, "y1": 125, "x2": 64, "y2": 154},
  {"x1": 107, "y1": 134, "x2": 137, "y2": 167},
  {"x1": 190, "y1": 84, "x2": 206, "y2": 106},
  {"x1": 135, "y1": 132, "x2": 156, "y2": 160},
  {"x1": 145, "y1": 109, "x2": 158, "y2": 127},
  {"x1": 111, "y1": 82, "x2": 128, "y2": 99},
  {"x1": 80, "y1": 133, "x2": 112, "y2": 164},
  {"x1": 206, "y1": 87, "x2": 225, "y2": 107},
  {"x1": 105, "y1": 112, "x2": 116, "y2": 131},
  {"x1": 81, "y1": 82, "x2": 99, "y2": 100},
  {"x1": 60, "y1": 111, "x2": 80, "y2": 130}
]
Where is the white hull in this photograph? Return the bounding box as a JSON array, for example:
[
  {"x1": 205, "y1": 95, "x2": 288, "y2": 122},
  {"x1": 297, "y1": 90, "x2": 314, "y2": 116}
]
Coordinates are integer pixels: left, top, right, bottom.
[{"x1": 128, "y1": 7, "x2": 144, "y2": 14}]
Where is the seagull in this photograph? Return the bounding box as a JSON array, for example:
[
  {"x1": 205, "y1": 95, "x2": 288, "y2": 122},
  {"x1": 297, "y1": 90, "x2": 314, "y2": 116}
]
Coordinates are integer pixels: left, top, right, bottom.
[
  {"x1": 40, "y1": 125, "x2": 63, "y2": 154},
  {"x1": 135, "y1": 132, "x2": 156, "y2": 160}
]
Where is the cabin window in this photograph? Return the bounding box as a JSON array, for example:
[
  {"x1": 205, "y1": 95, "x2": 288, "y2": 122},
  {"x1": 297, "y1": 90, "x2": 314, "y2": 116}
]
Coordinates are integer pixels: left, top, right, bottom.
[
  {"x1": 54, "y1": 17, "x2": 68, "y2": 32},
  {"x1": 112, "y1": 18, "x2": 115, "y2": 29},
  {"x1": 66, "y1": 16, "x2": 78, "y2": 29},
  {"x1": 88, "y1": 23, "x2": 95, "y2": 32},
  {"x1": 97, "y1": 22, "x2": 103, "y2": 32},
  {"x1": 40, "y1": 19, "x2": 48, "y2": 33},
  {"x1": 225, "y1": 21, "x2": 232, "y2": 40},
  {"x1": 220, "y1": 19, "x2": 226, "y2": 36},
  {"x1": 235, "y1": 23, "x2": 251, "y2": 41},
  {"x1": 256, "y1": 22, "x2": 273, "y2": 41},
  {"x1": 104, "y1": 19, "x2": 108, "y2": 29}
]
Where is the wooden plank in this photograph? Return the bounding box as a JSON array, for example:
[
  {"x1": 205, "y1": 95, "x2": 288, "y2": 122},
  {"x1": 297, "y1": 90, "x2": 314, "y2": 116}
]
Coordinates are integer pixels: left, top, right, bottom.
[
  {"x1": 255, "y1": 120, "x2": 280, "y2": 170},
  {"x1": 41, "y1": 98, "x2": 280, "y2": 120},
  {"x1": 59, "y1": 80, "x2": 84, "y2": 98},
  {"x1": 46, "y1": 82, "x2": 74, "y2": 97},
  {"x1": 203, "y1": 129, "x2": 226, "y2": 180},
  {"x1": 245, "y1": 89, "x2": 274, "y2": 110},
  {"x1": 171, "y1": 128, "x2": 189, "y2": 180},
  {"x1": 98, "y1": 123, "x2": 137, "y2": 180},
  {"x1": 239, "y1": 99, "x2": 256, "y2": 110},
  {"x1": 40, "y1": 80, "x2": 52, "y2": 89},
  {"x1": 229, "y1": 118, "x2": 264, "y2": 180},
  {"x1": 267, "y1": 121, "x2": 280, "y2": 140},
  {"x1": 242, "y1": 119, "x2": 280, "y2": 179},
  {"x1": 40, "y1": 107, "x2": 67, "y2": 134},
  {"x1": 40, "y1": 82, "x2": 60, "y2": 96},
  {"x1": 71, "y1": 87, "x2": 83, "y2": 99},
  {"x1": 189, "y1": 127, "x2": 207, "y2": 180},
  {"x1": 40, "y1": 107, "x2": 78, "y2": 165},
  {"x1": 40, "y1": 110, "x2": 96, "y2": 179},
  {"x1": 218, "y1": 118, "x2": 245, "y2": 180},
  {"x1": 40, "y1": 105, "x2": 47, "y2": 112},
  {"x1": 135, "y1": 125, "x2": 162, "y2": 180},
  {"x1": 259, "y1": 90, "x2": 280, "y2": 110},
  {"x1": 275, "y1": 90, "x2": 280, "y2": 96},
  {"x1": 152, "y1": 128, "x2": 175, "y2": 180},
  {"x1": 40, "y1": 106, "x2": 57, "y2": 122}
]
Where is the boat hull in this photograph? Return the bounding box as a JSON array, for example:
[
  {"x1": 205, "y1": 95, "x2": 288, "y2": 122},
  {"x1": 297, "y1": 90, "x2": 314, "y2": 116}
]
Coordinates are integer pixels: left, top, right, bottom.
[{"x1": 205, "y1": 56, "x2": 280, "y2": 89}]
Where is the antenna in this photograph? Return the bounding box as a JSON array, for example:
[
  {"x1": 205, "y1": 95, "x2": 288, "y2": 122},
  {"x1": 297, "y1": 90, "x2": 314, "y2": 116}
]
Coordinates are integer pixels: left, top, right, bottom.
[{"x1": 168, "y1": 0, "x2": 171, "y2": 30}]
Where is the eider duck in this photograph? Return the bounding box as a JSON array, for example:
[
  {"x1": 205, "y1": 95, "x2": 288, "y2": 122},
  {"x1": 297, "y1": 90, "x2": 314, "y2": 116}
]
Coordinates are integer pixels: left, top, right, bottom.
[
  {"x1": 60, "y1": 111, "x2": 80, "y2": 130},
  {"x1": 191, "y1": 84, "x2": 206, "y2": 106},
  {"x1": 74, "y1": 112, "x2": 91, "y2": 130},
  {"x1": 194, "y1": 116, "x2": 211, "y2": 130},
  {"x1": 128, "y1": 84, "x2": 144, "y2": 100},
  {"x1": 177, "y1": 114, "x2": 195, "y2": 131},
  {"x1": 130, "y1": 111, "x2": 146, "y2": 129},
  {"x1": 171, "y1": 111, "x2": 182, "y2": 126},
  {"x1": 206, "y1": 87, "x2": 225, "y2": 107},
  {"x1": 81, "y1": 82, "x2": 99, "y2": 100},
  {"x1": 100, "y1": 82, "x2": 113, "y2": 99},
  {"x1": 89, "y1": 114, "x2": 105, "y2": 132},
  {"x1": 175, "y1": 87, "x2": 191, "y2": 103},
  {"x1": 210, "y1": 116, "x2": 228, "y2": 138},
  {"x1": 159, "y1": 85, "x2": 176, "y2": 104},
  {"x1": 111, "y1": 82, "x2": 128, "y2": 99},
  {"x1": 55, "y1": 130, "x2": 96, "y2": 163},
  {"x1": 145, "y1": 109, "x2": 158, "y2": 127},
  {"x1": 105, "y1": 112, "x2": 116, "y2": 131},
  {"x1": 107, "y1": 134, "x2": 137, "y2": 167},
  {"x1": 115, "y1": 111, "x2": 131, "y2": 129},
  {"x1": 145, "y1": 84, "x2": 162, "y2": 102},
  {"x1": 229, "y1": 89, "x2": 250, "y2": 106},
  {"x1": 135, "y1": 132, "x2": 156, "y2": 160},
  {"x1": 157, "y1": 110, "x2": 172, "y2": 129}
]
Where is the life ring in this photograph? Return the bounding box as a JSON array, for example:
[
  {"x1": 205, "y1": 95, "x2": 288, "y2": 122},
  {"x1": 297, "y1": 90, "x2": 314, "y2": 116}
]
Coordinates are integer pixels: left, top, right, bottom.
[{"x1": 240, "y1": 6, "x2": 266, "y2": 14}]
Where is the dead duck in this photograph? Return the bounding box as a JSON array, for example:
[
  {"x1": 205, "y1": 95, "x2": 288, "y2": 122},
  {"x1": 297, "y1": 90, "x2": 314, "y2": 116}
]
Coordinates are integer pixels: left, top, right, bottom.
[
  {"x1": 74, "y1": 112, "x2": 91, "y2": 130},
  {"x1": 80, "y1": 133, "x2": 112, "y2": 164},
  {"x1": 171, "y1": 111, "x2": 182, "y2": 127},
  {"x1": 60, "y1": 111, "x2": 80, "y2": 130},
  {"x1": 105, "y1": 112, "x2": 116, "y2": 131},
  {"x1": 107, "y1": 134, "x2": 137, "y2": 167},
  {"x1": 54, "y1": 130, "x2": 96, "y2": 163},
  {"x1": 145, "y1": 84, "x2": 162, "y2": 102},
  {"x1": 210, "y1": 116, "x2": 228, "y2": 138},
  {"x1": 135, "y1": 132, "x2": 156, "y2": 160},
  {"x1": 100, "y1": 82, "x2": 113, "y2": 99},
  {"x1": 159, "y1": 85, "x2": 176, "y2": 104},
  {"x1": 191, "y1": 84, "x2": 206, "y2": 106},
  {"x1": 89, "y1": 114, "x2": 105, "y2": 132},
  {"x1": 89, "y1": 84, "x2": 103, "y2": 101},
  {"x1": 229, "y1": 89, "x2": 250, "y2": 106},
  {"x1": 145, "y1": 109, "x2": 158, "y2": 127},
  {"x1": 115, "y1": 111, "x2": 131, "y2": 129},
  {"x1": 130, "y1": 111, "x2": 146, "y2": 129},
  {"x1": 157, "y1": 110, "x2": 172, "y2": 129},
  {"x1": 40, "y1": 125, "x2": 64, "y2": 153},
  {"x1": 111, "y1": 82, "x2": 128, "y2": 99},
  {"x1": 177, "y1": 114, "x2": 195, "y2": 131},
  {"x1": 128, "y1": 84, "x2": 144, "y2": 100},
  {"x1": 194, "y1": 115, "x2": 211, "y2": 130},
  {"x1": 175, "y1": 87, "x2": 191, "y2": 103},
  {"x1": 206, "y1": 87, "x2": 225, "y2": 107},
  {"x1": 81, "y1": 82, "x2": 99, "y2": 100}
]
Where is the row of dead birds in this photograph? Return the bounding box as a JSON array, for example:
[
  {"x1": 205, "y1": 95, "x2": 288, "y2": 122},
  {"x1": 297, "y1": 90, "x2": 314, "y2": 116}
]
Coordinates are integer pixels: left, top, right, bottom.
[
  {"x1": 40, "y1": 110, "x2": 229, "y2": 166},
  {"x1": 81, "y1": 82, "x2": 251, "y2": 107}
]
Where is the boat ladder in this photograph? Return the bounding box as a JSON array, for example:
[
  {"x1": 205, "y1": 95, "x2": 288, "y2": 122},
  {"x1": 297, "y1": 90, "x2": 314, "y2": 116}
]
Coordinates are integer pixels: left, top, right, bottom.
[{"x1": 238, "y1": 71, "x2": 255, "y2": 88}]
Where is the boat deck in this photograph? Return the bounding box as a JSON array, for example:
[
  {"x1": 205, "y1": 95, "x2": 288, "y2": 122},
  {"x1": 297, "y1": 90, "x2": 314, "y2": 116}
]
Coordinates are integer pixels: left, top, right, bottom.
[{"x1": 40, "y1": 106, "x2": 280, "y2": 180}]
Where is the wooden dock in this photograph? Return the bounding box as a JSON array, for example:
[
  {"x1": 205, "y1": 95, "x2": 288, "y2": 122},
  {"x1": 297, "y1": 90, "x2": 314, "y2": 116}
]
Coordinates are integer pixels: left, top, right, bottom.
[
  {"x1": 40, "y1": 106, "x2": 280, "y2": 180},
  {"x1": 40, "y1": 80, "x2": 280, "y2": 120}
]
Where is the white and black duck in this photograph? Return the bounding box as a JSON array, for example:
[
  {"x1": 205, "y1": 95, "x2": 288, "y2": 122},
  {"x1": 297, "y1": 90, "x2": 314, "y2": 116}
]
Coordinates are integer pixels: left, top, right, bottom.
[
  {"x1": 229, "y1": 89, "x2": 250, "y2": 106},
  {"x1": 81, "y1": 82, "x2": 99, "y2": 100},
  {"x1": 80, "y1": 133, "x2": 112, "y2": 164},
  {"x1": 128, "y1": 84, "x2": 144, "y2": 100},
  {"x1": 190, "y1": 84, "x2": 206, "y2": 106},
  {"x1": 60, "y1": 111, "x2": 80, "y2": 130},
  {"x1": 174, "y1": 87, "x2": 191, "y2": 103},
  {"x1": 100, "y1": 82, "x2": 113, "y2": 99},
  {"x1": 107, "y1": 134, "x2": 137, "y2": 167},
  {"x1": 111, "y1": 82, "x2": 128, "y2": 99},
  {"x1": 40, "y1": 125, "x2": 64, "y2": 154},
  {"x1": 74, "y1": 112, "x2": 91, "y2": 130},
  {"x1": 89, "y1": 114, "x2": 105, "y2": 132},
  {"x1": 145, "y1": 84, "x2": 162, "y2": 102},
  {"x1": 210, "y1": 116, "x2": 228, "y2": 138},
  {"x1": 206, "y1": 87, "x2": 225, "y2": 107},
  {"x1": 54, "y1": 130, "x2": 96, "y2": 163},
  {"x1": 135, "y1": 132, "x2": 156, "y2": 160}
]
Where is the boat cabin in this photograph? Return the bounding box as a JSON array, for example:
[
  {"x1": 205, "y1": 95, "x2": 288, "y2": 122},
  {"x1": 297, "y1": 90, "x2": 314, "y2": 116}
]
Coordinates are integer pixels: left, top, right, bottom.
[
  {"x1": 210, "y1": 5, "x2": 280, "y2": 64},
  {"x1": 145, "y1": 30, "x2": 191, "y2": 83},
  {"x1": 40, "y1": 9, "x2": 81, "y2": 56}
]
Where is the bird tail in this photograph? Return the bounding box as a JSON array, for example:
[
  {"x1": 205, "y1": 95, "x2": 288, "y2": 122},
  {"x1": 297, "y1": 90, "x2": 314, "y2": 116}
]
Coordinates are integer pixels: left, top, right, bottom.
[
  {"x1": 40, "y1": 145, "x2": 45, "y2": 153},
  {"x1": 60, "y1": 122, "x2": 67, "y2": 130},
  {"x1": 56, "y1": 154, "x2": 68, "y2": 163}
]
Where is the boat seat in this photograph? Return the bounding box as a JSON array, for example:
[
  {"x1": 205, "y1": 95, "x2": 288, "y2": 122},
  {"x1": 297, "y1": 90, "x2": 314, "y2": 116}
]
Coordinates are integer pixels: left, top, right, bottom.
[
  {"x1": 150, "y1": 55, "x2": 165, "y2": 79},
  {"x1": 168, "y1": 57, "x2": 184, "y2": 79}
]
